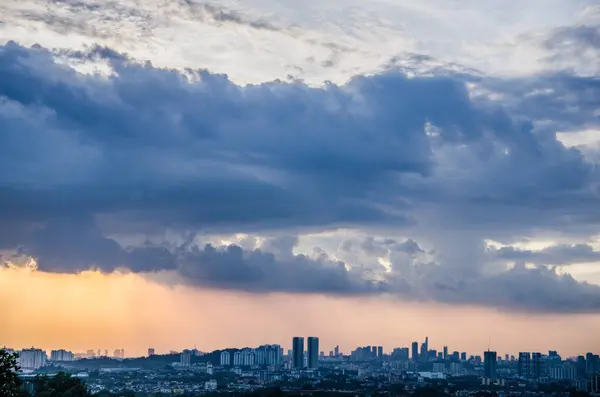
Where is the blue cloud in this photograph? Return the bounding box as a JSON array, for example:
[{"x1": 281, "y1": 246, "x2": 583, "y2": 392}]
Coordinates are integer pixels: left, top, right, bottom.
[{"x1": 1, "y1": 42, "x2": 600, "y2": 312}]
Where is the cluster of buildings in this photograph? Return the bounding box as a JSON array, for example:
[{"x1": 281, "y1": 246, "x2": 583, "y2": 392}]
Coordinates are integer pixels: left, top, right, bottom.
[
  {"x1": 219, "y1": 344, "x2": 283, "y2": 367},
  {"x1": 4, "y1": 337, "x2": 600, "y2": 395}
]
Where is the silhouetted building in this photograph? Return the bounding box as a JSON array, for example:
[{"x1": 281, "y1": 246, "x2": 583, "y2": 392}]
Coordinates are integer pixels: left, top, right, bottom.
[
  {"x1": 412, "y1": 342, "x2": 419, "y2": 361},
  {"x1": 148, "y1": 348, "x2": 155, "y2": 356},
  {"x1": 443, "y1": 346, "x2": 448, "y2": 360},
  {"x1": 484, "y1": 351, "x2": 497, "y2": 380},
  {"x1": 420, "y1": 336, "x2": 429, "y2": 361},
  {"x1": 307, "y1": 337, "x2": 319, "y2": 369},
  {"x1": 377, "y1": 346, "x2": 383, "y2": 358},
  {"x1": 519, "y1": 352, "x2": 531, "y2": 378},
  {"x1": 292, "y1": 337, "x2": 304, "y2": 369},
  {"x1": 532, "y1": 352, "x2": 542, "y2": 378}
]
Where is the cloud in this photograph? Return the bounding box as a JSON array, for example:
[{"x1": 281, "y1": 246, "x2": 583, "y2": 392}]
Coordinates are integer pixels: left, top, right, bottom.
[
  {"x1": 490, "y1": 244, "x2": 600, "y2": 266},
  {"x1": 1, "y1": 42, "x2": 600, "y2": 313}
]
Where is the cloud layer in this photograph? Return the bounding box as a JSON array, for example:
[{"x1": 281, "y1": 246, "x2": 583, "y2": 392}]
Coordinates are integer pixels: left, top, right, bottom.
[{"x1": 1, "y1": 41, "x2": 600, "y2": 313}]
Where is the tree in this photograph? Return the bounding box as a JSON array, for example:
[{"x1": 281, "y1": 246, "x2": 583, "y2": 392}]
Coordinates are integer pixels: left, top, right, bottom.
[
  {"x1": 0, "y1": 348, "x2": 23, "y2": 397},
  {"x1": 34, "y1": 372, "x2": 91, "y2": 397}
]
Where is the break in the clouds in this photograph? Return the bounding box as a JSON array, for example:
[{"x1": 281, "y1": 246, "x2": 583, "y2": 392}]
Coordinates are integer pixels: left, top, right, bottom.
[{"x1": 2, "y1": 39, "x2": 600, "y2": 314}]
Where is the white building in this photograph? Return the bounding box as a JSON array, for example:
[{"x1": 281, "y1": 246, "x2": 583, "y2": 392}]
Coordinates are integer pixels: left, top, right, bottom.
[
  {"x1": 19, "y1": 348, "x2": 47, "y2": 370},
  {"x1": 180, "y1": 351, "x2": 191, "y2": 367},
  {"x1": 50, "y1": 349, "x2": 75, "y2": 362},
  {"x1": 242, "y1": 349, "x2": 255, "y2": 366},
  {"x1": 233, "y1": 351, "x2": 243, "y2": 366},
  {"x1": 220, "y1": 351, "x2": 231, "y2": 366}
]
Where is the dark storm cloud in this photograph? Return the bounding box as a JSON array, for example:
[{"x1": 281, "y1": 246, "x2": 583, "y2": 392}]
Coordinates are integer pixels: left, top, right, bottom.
[
  {"x1": 482, "y1": 72, "x2": 600, "y2": 134},
  {"x1": 1, "y1": 42, "x2": 600, "y2": 313},
  {"x1": 491, "y1": 244, "x2": 600, "y2": 266}
]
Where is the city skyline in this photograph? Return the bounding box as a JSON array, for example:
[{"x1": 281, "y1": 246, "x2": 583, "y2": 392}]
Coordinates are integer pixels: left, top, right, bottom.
[{"x1": 5, "y1": 335, "x2": 598, "y2": 360}]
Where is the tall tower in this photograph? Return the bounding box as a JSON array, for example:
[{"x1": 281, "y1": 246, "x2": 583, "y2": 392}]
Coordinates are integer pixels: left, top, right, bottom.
[
  {"x1": 411, "y1": 341, "x2": 419, "y2": 361},
  {"x1": 484, "y1": 351, "x2": 497, "y2": 379},
  {"x1": 292, "y1": 337, "x2": 304, "y2": 369},
  {"x1": 532, "y1": 352, "x2": 542, "y2": 378},
  {"x1": 307, "y1": 337, "x2": 319, "y2": 369}
]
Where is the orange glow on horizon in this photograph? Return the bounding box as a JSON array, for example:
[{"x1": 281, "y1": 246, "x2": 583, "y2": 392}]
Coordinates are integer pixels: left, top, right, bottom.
[{"x1": 1, "y1": 266, "x2": 599, "y2": 358}]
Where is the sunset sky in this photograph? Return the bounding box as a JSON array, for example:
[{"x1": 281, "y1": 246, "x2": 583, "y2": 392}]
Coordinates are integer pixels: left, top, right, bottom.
[{"x1": 1, "y1": 0, "x2": 600, "y2": 358}]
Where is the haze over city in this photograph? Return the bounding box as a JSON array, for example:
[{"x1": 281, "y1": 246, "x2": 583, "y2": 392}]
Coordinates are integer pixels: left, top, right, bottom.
[{"x1": 1, "y1": 0, "x2": 600, "y2": 361}]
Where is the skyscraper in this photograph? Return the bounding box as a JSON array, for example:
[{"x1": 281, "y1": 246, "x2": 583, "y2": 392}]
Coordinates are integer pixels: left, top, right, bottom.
[
  {"x1": 411, "y1": 342, "x2": 419, "y2": 361},
  {"x1": 307, "y1": 337, "x2": 319, "y2": 369},
  {"x1": 484, "y1": 351, "x2": 497, "y2": 380},
  {"x1": 532, "y1": 352, "x2": 542, "y2": 378},
  {"x1": 19, "y1": 348, "x2": 47, "y2": 369},
  {"x1": 377, "y1": 346, "x2": 383, "y2": 358},
  {"x1": 148, "y1": 348, "x2": 155, "y2": 356},
  {"x1": 420, "y1": 342, "x2": 427, "y2": 361},
  {"x1": 443, "y1": 346, "x2": 448, "y2": 360},
  {"x1": 420, "y1": 336, "x2": 429, "y2": 361},
  {"x1": 292, "y1": 337, "x2": 304, "y2": 369},
  {"x1": 518, "y1": 352, "x2": 531, "y2": 378}
]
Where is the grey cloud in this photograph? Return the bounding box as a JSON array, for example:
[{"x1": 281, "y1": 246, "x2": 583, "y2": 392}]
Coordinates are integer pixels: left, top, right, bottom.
[
  {"x1": 393, "y1": 239, "x2": 425, "y2": 255},
  {"x1": 14, "y1": 215, "x2": 600, "y2": 313},
  {"x1": 544, "y1": 24, "x2": 600, "y2": 55},
  {"x1": 179, "y1": 1, "x2": 281, "y2": 32},
  {"x1": 1, "y1": 43, "x2": 600, "y2": 313},
  {"x1": 491, "y1": 244, "x2": 600, "y2": 266},
  {"x1": 347, "y1": 237, "x2": 425, "y2": 257},
  {"x1": 412, "y1": 262, "x2": 600, "y2": 313}
]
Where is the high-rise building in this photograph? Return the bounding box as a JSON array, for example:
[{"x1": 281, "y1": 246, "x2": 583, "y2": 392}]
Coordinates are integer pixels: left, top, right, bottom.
[
  {"x1": 180, "y1": 351, "x2": 192, "y2": 367},
  {"x1": 112, "y1": 348, "x2": 125, "y2": 359},
  {"x1": 532, "y1": 352, "x2": 542, "y2": 378},
  {"x1": 307, "y1": 337, "x2": 319, "y2": 369},
  {"x1": 19, "y1": 348, "x2": 47, "y2": 369},
  {"x1": 420, "y1": 337, "x2": 429, "y2": 361},
  {"x1": 443, "y1": 346, "x2": 448, "y2": 360},
  {"x1": 50, "y1": 349, "x2": 74, "y2": 362},
  {"x1": 377, "y1": 346, "x2": 383, "y2": 358},
  {"x1": 484, "y1": 351, "x2": 497, "y2": 380},
  {"x1": 411, "y1": 342, "x2": 419, "y2": 361},
  {"x1": 148, "y1": 348, "x2": 155, "y2": 356},
  {"x1": 518, "y1": 352, "x2": 531, "y2": 378},
  {"x1": 220, "y1": 351, "x2": 231, "y2": 366},
  {"x1": 292, "y1": 337, "x2": 305, "y2": 369},
  {"x1": 233, "y1": 351, "x2": 243, "y2": 366},
  {"x1": 334, "y1": 345, "x2": 339, "y2": 357},
  {"x1": 460, "y1": 352, "x2": 467, "y2": 361}
]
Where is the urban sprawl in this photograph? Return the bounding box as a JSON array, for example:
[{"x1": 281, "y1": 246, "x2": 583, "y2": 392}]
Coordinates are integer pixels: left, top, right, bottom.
[{"x1": 4, "y1": 336, "x2": 600, "y2": 396}]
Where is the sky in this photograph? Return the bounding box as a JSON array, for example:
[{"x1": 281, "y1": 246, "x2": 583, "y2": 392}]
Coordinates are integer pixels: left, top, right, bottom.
[{"x1": 0, "y1": 0, "x2": 600, "y2": 358}]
